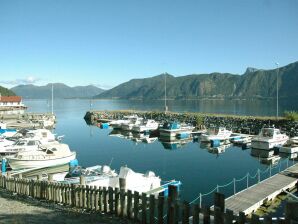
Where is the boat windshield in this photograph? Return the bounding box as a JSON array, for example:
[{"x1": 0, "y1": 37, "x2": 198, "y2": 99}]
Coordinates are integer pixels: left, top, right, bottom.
[{"x1": 261, "y1": 129, "x2": 274, "y2": 137}]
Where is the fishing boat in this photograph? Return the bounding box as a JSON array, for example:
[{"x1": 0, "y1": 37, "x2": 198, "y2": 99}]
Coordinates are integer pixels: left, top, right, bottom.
[
  {"x1": 251, "y1": 127, "x2": 289, "y2": 150},
  {"x1": 132, "y1": 119, "x2": 159, "y2": 133},
  {"x1": 200, "y1": 127, "x2": 232, "y2": 142},
  {"x1": 159, "y1": 122, "x2": 194, "y2": 138},
  {"x1": 109, "y1": 115, "x2": 139, "y2": 129},
  {"x1": 121, "y1": 117, "x2": 144, "y2": 131},
  {"x1": 7, "y1": 143, "x2": 76, "y2": 169},
  {"x1": 279, "y1": 137, "x2": 298, "y2": 154}
]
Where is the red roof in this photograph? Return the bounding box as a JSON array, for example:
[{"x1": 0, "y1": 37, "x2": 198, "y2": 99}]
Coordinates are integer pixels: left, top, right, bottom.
[{"x1": 0, "y1": 96, "x2": 22, "y2": 102}]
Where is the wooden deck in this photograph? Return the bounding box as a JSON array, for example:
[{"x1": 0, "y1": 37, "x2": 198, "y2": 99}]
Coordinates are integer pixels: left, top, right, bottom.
[{"x1": 225, "y1": 163, "x2": 298, "y2": 215}]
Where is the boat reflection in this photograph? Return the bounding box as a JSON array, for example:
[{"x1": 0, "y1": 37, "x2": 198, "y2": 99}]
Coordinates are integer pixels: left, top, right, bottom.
[
  {"x1": 159, "y1": 137, "x2": 193, "y2": 150},
  {"x1": 250, "y1": 148, "x2": 280, "y2": 165},
  {"x1": 108, "y1": 129, "x2": 158, "y2": 144},
  {"x1": 200, "y1": 142, "x2": 232, "y2": 155}
]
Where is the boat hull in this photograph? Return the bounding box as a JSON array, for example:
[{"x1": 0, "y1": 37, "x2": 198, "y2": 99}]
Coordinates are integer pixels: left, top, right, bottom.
[
  {"x1": 251, "y1": 138, "x2": 288, "y2": 150},
  {"x1": 8, "y1": 152, "x2": 76, "y2": 170}
]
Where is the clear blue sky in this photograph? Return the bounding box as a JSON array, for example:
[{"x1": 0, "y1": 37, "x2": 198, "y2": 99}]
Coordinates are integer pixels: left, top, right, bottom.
[{"x1": 0, "y1": 0, "x2": 298, "y2": 89}]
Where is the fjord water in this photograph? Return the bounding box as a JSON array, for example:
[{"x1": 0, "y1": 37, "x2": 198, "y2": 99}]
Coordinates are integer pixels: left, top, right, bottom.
[{"x1": 24, "y1": 99, "x2": 294, "y2": 205}]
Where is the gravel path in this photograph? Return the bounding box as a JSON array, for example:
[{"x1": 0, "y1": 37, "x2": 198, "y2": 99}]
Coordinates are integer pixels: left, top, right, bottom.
[{"x1": 0, "y1": 189, "x2": 134, "y2": 224}]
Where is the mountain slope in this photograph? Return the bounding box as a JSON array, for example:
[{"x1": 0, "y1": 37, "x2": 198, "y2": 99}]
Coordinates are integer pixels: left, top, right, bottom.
[
  {"x1": 11, "y1": 83, "x2": 105, "y2": 99},
  {"x1": 0, "y1": 86, "x2": 16, "y2": 96},
  {"x1": 95, "y1": 61, "x2": 298, "y2": 100}
]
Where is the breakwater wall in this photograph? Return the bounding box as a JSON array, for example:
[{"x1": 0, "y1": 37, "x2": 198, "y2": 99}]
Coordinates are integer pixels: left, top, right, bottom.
[{"x1": 84, "y1": 110, "x2": 298, "y2": 137}]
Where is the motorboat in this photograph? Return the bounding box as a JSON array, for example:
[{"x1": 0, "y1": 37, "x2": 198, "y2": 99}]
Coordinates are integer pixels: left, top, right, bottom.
[
  {"x1": 251, "y1": 127, "x2": 289, "y2": 150},
  {"x1": 132, "y1": 119, "x2": 159, "y2": 133},
  {"x1": 0, "y1": 139, "x2": 44, "y2": 157},
  {"x1": 159, "y1": 122, "x2": 194, "y2": 138},
  {"x1": 109, "y1": 115, "x2": 139, "y2": 129},
  {"x1": 7, "y1": 143, "x2": 76, "y2": 170},
  {"x1": 279, "y1": 137, "x2": 298, "y2": 154},
  {"x1": 200, "y1": 127, "x2": 232, "y2": 142},
  {"x1": 0, "y1": 123, "x2": 17, "y2": 137},
  {"x1": 121, "y1": 117, "x2": 144, "y2": 131}
]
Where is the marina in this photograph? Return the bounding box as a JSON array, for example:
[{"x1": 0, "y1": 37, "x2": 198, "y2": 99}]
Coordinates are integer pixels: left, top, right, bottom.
[{"x1": 1, "y1": 99, "x2": 298, "y2": 222}]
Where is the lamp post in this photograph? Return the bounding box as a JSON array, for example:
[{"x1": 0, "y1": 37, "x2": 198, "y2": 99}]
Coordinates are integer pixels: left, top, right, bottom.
[{"x1": 275, "y1": 62, "x2": 279, "y2": 118}]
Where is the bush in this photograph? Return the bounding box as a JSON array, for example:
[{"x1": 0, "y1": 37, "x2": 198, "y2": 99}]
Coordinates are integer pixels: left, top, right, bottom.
[{"x1": 284, "y1": 111, "x2": 298, "y2": 121}]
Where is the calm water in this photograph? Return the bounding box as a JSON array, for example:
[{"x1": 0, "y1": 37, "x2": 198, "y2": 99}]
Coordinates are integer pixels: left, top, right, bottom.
[{"x1": 24, "y1": 99, "x2": 294, "y2": 205}]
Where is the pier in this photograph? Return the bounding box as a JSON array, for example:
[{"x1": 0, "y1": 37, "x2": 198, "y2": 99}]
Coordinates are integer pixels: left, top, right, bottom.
[{"x1": 225, "y1": 163, "x2": 298, "y2": 215}]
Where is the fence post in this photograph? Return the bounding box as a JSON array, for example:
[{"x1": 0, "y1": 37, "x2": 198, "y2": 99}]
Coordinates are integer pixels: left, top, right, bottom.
[
  {"x1": 247, "y1": 173, "x2": 249, "y2": 188},
  {"x1": 149, "y1": 194, "x2": 155, "y2": 224},
  {"x1": 258, "y1": 169, "x2": 260, "y2": 183},
  {"x1": 214, "y1": 206, "x2": 224, "y2": 224},
  {"x1": 141, "y1": 193, "x2": 147, "y2": 224},
  {"x1": 192, "y1": 204, "x2": 200, "y2": 224},
  {"x1": 214, "y1": 192, "x2": 225, "y2": 212},
  {"x1": 286, "y1": 158, "x2": 289, "y2": 168},
  {"x1": 157, "y1": 194, "x2": 164, "y2": 224},
  {"x1": 224, "y1": 209, "x2": 234, "y2": 224},
  {"x1": 264, "y1": 215, "x2": 272, "y2": 224},
  {"x1": 80, "y1": 176, "x2": 85, "y2": 185},
  {"x1": 251, "y1": 214, "x2": 260, "y2": 224},
  {"x1": 270, "y1": 164, "x2": 272, "y2": 177},
  {"x1": 238, "y1": 211, "x2": 246, "y2": 224},
  {"x1": 217, "y1": 184, "x2": 219, "y2": 193},
  {"x1": 115, "y1": 188, "x2": 120, "y2": 216},
  {"x1": 285, "y1": 201, "x2": 298, "y2": 224},
  {"x1": 120, "y1": 189, "x2": 125, "y2": 217},
  {"x1": 127, "y1": 190, "x2": 133, "y2": 219},
  {"x1": 108, "y1": 187, "x2": 114, "y2": 214},
  {"x1": 182, "y1": 201, "x2": 190, "y2": 224},
  {"x1": 133, "y1": 191, "x2": 140, "y2": 222},
  {"x1": 167, "y1": 185, "x2": 178, "y2": 224},
  {"x1": 203, "y1": 205, "x2": 210, "y2": 224}
]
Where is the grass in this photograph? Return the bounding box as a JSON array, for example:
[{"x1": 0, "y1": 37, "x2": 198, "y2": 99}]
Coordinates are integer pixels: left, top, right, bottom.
[{"x1": 284, "y1": 111, "x2": 298, "y2": 121}]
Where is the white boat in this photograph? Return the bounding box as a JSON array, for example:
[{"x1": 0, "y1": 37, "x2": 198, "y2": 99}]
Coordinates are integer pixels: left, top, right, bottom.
[
  {"x1": 251, "y1": 127, "x2": 289, "y2": 150},
  {"x1": 110, "y1": 115, "x2": 139, "y2": 129},
  {"x1": 159, "y1": 122, "x2": 194, "y2": 138},
  {"x1": 132, "y1": 119, "x2": 159, "y2": 133},
  {"x1": 0, "y1": 139, "x2": 44, "y2": 157},
  {"x1": 0, "y1": 137, "x2": 15, "y2": 148},
  {"x1": 62, "y1": 166, "x2": 162, "y2": 194},
  {"x1": 200, "y1": 127, "x2": 232, "y2": 142},
  {"x1": 279, "y1": 137, "x2": 298, "y2": 154},
  {"x1": 8, "y1": 143, "x2": 76, "y2": 169},
  {"x1": 121, "y1": 117, "x2": 144, "y2": 131}
]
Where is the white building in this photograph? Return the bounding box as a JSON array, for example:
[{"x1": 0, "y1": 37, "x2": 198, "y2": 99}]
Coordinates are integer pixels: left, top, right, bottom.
[{"x1": 0, "y1": 95, "x2": 27, "y2": 110}]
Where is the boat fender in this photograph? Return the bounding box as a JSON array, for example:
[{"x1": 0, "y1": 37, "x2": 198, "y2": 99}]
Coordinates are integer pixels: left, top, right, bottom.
[{"x1": 1, "y1": 158, "x2": 6, "y2": 173}]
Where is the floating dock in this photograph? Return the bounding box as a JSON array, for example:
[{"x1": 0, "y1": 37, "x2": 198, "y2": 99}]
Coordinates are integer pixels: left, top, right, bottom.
[{"x1": 225, "y1": 163, "x2": 298, "y2": 215}]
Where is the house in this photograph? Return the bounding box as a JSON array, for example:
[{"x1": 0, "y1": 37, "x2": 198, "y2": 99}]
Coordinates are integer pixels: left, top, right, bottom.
[{"x1": 0, "y1": 95, "x2": 27, "y2": 110}]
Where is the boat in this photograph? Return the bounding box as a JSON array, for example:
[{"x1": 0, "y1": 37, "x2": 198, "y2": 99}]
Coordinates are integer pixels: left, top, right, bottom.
[
  {"x1": 132, "y1": 119, "x2": 159, "y2": 133},
  {"x1": 250, "y1": 148, "x2": 275, "y2": 158},
  {"x1": 0, "y1": 123, "x2": 17, "y2": 137},
  {"x1": 251, "y1": 127, "x2": 289, "y2": 150},
  {"x1": 62, "y1": 165, "x2": 165, "y2": 195},
  {"x1": 279, "y1": 137, "x2": 298, "y2": 154},
  {"x1": 109, "y1": 115, "x2": 139, "y2": 129},
  {"x1": 159, "y1": 122, "x2": 194, "y2": 138},
  {"x1": 7, "y1": 143, "x2": 76, "y2": 169},
  {"x1": 121, "y1": 117, "x2": 144, "y2": 131},
  {"x1": 200, "y1": 127, "x2": 232, "y2": 142}
]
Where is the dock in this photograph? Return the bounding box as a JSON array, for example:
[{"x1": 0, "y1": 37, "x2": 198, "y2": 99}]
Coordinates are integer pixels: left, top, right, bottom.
[{"x1": 225, "y1": 163, "x2": 298, "y2": 215}]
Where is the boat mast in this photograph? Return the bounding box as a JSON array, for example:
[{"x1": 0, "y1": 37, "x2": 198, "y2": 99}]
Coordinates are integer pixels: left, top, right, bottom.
[
  {"x1": 51, "y1": 83, "x2": 54, "y2": 115},
  {"x1": 164, "y1": 73, "x2": 168, "y2": 113}
]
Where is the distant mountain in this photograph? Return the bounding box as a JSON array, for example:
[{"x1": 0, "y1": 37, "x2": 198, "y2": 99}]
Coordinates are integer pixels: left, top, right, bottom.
[
  {"x1": 11, "y1": 83, "x2": 105, "y2": 99},
  {"x1": 0, "y1": 86, "x2": 15, "y2": 96},
  {"x1": 95, "y1": 61, "x2": 298, "y2": 100}
]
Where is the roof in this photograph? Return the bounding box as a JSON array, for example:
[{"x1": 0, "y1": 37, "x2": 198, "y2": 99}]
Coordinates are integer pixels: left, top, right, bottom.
[{"x1": 0, "y1": 96, "x2": 22, "y2": 102}]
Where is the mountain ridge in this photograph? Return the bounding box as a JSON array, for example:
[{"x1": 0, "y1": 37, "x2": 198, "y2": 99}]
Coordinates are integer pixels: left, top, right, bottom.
[
  {"x1": 94, "y1": 61, "x2": 298, "y2": 100},
  {"x1": 11, "y1": 83, "x2": 105, "y2": 99}
]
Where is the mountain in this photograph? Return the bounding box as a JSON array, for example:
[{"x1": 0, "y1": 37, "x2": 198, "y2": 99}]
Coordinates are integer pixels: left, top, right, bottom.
[
  {"x1": 95, "y1": 61, "x2": 298, "y2": 100},
  {"x1": 0, "y1": 86, "x2": 15, "y2": 96},
  {"x1": 11, "y1": 83, "x2": 105, "y2": 99}
]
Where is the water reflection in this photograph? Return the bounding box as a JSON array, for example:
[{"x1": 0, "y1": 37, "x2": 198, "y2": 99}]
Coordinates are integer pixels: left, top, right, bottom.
[{"x1": 159, "y1": 137, "x2": 193, "y2": 150}]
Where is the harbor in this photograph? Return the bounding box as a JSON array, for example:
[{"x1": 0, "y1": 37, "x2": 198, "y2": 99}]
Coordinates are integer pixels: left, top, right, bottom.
[{"x1": 0, "y1": 98, "x2": 298, "y2": 223}]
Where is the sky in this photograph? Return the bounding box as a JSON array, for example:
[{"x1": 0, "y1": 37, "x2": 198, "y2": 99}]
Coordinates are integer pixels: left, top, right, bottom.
[{"x1": 0, "y1": 0, "x2": 298, "y2": 89}]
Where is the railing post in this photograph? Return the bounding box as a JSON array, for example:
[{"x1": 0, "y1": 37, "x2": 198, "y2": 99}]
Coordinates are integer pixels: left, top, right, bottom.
[
  {"x1": 286, "y1": 158, "x2": 289, "y2": 168},
  {"x1": 233, "y1": 178, "x2": 236, "y2": 194},
  {"x1": 246, "y1": 173, "x2": 249, "y2": 188},
  {"x1": 269, "y1": 164, "x2": 272, "y2": 177},
  {"x1": 258, "y1": 169, "x2": 260, "y2": 183},
  {"x1": 214, "y1": 192, "x2": 225, "y2": 212},
  {"x1": 199, "y1": 193, "x2": 202, "y2": 208},
  {"x1": 217, "y1": 184, "x2": 219, "y2": 193}
]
